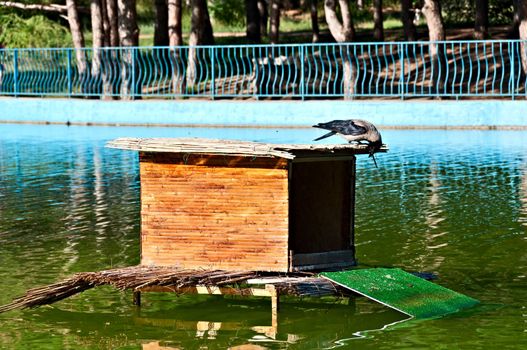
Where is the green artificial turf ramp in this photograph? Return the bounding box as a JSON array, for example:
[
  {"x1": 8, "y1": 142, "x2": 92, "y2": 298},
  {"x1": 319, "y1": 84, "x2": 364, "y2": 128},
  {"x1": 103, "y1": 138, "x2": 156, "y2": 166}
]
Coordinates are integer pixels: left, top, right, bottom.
[{"x1": 321, "y1": 268, "x2": 479, "y2": 319}]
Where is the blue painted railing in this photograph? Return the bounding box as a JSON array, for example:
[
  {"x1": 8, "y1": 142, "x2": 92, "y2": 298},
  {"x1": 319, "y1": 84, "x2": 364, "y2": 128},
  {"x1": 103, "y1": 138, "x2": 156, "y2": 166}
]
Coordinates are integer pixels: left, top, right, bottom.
[{"x1": 0, "y1": 40, "x2": 526, "y2": 99}]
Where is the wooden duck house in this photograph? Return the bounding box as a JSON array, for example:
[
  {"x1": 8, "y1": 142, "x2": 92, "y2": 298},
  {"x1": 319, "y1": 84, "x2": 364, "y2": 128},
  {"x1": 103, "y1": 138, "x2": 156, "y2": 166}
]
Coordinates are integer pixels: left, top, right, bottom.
[
  {"x1": 3, "y1": 138, "x2": 479, "y2": 321},
  {"x1": 108, "y1": 138, "x2": 378, "y2": 273}
]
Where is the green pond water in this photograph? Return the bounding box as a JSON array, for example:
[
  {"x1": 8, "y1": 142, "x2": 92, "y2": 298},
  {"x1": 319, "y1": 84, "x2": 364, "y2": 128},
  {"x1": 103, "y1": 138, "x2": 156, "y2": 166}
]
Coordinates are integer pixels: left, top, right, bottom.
[{"x1": 0, "y1": 124, "x2": 525, "y2": 349}]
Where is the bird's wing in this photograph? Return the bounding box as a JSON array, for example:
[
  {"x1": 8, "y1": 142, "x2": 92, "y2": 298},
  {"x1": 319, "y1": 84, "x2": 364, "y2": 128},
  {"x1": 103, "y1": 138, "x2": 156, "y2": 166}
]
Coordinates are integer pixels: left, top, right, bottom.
[
  {"x1": 313, "y1": 131, "x2": 336, "y2": 141},
  {"x1": 313, "y1": 120, "x2": 367, "y2": 136},
  {"x1": 341, "y1": 120, "x2": 369, "y2": 135}
]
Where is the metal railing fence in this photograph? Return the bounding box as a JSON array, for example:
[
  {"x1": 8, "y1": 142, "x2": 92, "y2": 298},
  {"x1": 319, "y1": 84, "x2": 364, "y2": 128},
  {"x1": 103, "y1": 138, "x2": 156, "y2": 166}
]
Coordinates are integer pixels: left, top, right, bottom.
[{"x1": 0, "y1": 40, "x2": 526, "y2": 99}]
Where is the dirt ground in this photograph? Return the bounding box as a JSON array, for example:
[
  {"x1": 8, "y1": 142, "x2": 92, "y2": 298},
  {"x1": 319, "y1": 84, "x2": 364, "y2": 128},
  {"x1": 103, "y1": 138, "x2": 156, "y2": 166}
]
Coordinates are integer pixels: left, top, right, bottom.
[
  {"x1": 337, "y1": 25, "x2": 514, "y2": 42},
  {"x1": 140, "y1": 25, "x2": 516, "y2": 44}
]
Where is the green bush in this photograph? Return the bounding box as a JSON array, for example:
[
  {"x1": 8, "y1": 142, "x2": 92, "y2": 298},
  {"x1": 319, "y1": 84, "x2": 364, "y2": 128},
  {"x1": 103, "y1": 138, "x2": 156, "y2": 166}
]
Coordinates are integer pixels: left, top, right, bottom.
[
  {"x1": 442, "y1": 0, "x2": 514, "y2": 26},
  {"x1": 209, "y1": 0, "x2": 245, "y2": 29},
  {"x1": 0, "y1": 13, "x2": 72, "y2": 48}
]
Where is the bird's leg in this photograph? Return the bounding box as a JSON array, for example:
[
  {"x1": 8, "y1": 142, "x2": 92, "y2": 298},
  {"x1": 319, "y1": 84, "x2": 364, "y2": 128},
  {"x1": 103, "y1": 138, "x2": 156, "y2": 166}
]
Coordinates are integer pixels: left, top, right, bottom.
[
  {"x1": 367, "y1": 144, "x2": 379, "y2": 168},
  {"x1": 367, "y1": 144, "x2": 375, "y2": 156},
  {"x1": 371, "y1": 154, "x2": 378, "y2": 168}
]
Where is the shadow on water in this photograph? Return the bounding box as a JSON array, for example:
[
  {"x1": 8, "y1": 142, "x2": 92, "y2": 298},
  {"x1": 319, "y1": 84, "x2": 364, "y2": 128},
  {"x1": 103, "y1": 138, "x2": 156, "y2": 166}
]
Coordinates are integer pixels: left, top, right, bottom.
[{"x1": 1, "y1": 124, "x2": 526, "y2": 349}]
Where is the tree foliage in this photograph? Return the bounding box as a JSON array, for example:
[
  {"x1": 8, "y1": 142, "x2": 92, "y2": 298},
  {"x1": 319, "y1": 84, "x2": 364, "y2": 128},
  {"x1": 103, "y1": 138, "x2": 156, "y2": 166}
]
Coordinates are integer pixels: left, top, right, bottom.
[
  {"x1": 0, "y1": 0, "x2": 522, "y2": 49},
  {"x1": 209, "y1": 0, "x2": 245, "y2": 27},
  {"x1": 0, "y1": 12, "x2": 72, "y2": 47},
  {"x1": 442, "y1": 0, "x2": 514, "y2": 25}
]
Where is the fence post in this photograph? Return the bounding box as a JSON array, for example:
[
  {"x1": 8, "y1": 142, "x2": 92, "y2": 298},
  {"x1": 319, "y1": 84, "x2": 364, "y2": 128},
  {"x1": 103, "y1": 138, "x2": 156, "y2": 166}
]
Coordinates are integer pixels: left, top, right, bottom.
[
  {"x1": 131, "y1": 47, "x2": 136, "y2": 98},
  {"x1": 210, "y1": 46, "x2": 215, "y2": 100},
  {"x1": 300, "y1": 44, "x2": 305, "y2": 100},
  {"x1": 399, "y1": 43, "x2": 405, "y2": 99},
  {"x1": 254, "y1": 46, "x2": 259, "y2": 100},
  {"x1": 511, "y1": 41, "x2": 515, "y2": 100},
  {"x1": 13, "y1": 49, "x2": 19, "y2": 97},
  {"x1": 67, "y1": 49, "x2": 73, "y2": 97}
]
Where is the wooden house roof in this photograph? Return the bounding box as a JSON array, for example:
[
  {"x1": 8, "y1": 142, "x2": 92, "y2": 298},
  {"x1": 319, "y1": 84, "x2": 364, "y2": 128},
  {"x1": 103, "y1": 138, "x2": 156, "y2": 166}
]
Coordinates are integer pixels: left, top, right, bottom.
[{"x1": 106, "y1": 137, "x2": 387, "y2": 160}]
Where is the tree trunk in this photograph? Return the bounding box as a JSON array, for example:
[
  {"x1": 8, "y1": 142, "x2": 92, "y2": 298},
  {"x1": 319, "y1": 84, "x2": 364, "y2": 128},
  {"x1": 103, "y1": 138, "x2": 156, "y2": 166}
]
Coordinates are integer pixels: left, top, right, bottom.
[
  {"x1": 91, "y1": 0, "x2": 105, "y2": 96},
  {"x1": 100, "y1": 0, "x2": 115, "y2": 96},
  {"x1": 510, "y1": 0, "x2": 521, "y2": 38},
  {"x1": 168, "y1": 0, "x2": 183, "y2": 46},
  {"x1": 154, "y1": 0, "x2": 169, "y2": 46},
  {"x1": 117, "y1": 0, "x2": 139, "y2": 46},
  {"x1": 101, "y1": 0, "x2": 118, "y2": 97},
  {"x1": 269, "y1": 0, "x2": 280, "y2": 44},
  {"x1": 422, "y1": 0, "x2": 444, "y2": 43},
  {"x1": 422, "y1": 0, "x2": 444, "y2": 58},
  {"x1": 189, "y1": 0, "x2": 214, "y2": 45},
  {"x1": 357, "y1": 0, "x2": 363, "y2": 10},
  {"x1": 324, "y1": 0, "x2": 355, "y2": 99},
  {"x1": 168, "y1": 0, "x2": 184, "y2": 95},
  {"x1": 341, "y1": 48, "x2": 355, "y2": 97},
  {"x1": 474, "y1": 0, "x2": 488, "y2": 40},
  {"x1": 65, "y1": 0, "x2": 88, "y2": 90},
  {"x1": 66, "y1": 0, "x2": 85, "y2": 50},
  {"x1": 310, "y1": 0, "x2": 320, "y2": 43},
  {"x1": 373, "y1": 0, "x2": 384, "y2": 41},
  {"x1": 187, "y1": 0, "x2": 214, "y2": 87},
  {"x1": 324, "y1": 0, "x2": 355, "y2": 42},
  {"x1": 246, "y1": 0, "x2": 261, "y2": 43},
  {"x1": 258, "y1": 0, "x2": 268, "y2": 37},
  {"x1": 117, "y1": 0, "x2": 139, "y2": 99},
  {"x1": 422, "y1": 0, "x2": 444, "y2": 59},
  {"x1": 91, "y1": 0, "x2": 104, "y2": 56},
  {"x1": 401, "y1": 0, "x2": 417, "y2": 41},
  {"x1": 422, "y1": 0, "x2": 445, "y2": 94},
  {"x1": 518, "y1": 0, "x2": 527, "y2": 75},
  {"x1": 101, "y1": 0, "x2": 110, "y2": 47},
  {"x1": 106, "y1": 0, "x2": 119, "y2": 46}
]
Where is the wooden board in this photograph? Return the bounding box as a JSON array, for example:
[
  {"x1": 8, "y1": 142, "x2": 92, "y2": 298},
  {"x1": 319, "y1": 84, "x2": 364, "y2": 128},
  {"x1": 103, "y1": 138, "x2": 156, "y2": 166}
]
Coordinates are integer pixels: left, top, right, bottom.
[
  {"x1": 292, "y1": 250, "x2": 355, "y2": 271},
  {"x1": 140, "y1": 152, "x2": 289, "y2": 168},
  {"x1": 140, "y1": 153, "x2": 290, "y2": 272}
]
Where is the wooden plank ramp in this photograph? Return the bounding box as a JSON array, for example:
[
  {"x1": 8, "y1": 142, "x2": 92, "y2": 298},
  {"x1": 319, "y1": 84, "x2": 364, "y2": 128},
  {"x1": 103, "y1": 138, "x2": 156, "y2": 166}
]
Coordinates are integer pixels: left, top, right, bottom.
[{"x1": 320, "y1": 268, "x2": 479, "y2": 319}]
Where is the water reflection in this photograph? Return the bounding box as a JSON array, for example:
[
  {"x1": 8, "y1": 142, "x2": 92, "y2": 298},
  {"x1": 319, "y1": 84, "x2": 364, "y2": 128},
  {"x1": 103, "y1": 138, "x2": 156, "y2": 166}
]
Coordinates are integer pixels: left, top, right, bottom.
[
  {"x1": 425, "y1": 161, "x2": 444, "y2": 230},
  {"x1": 1, "y1": 124, "x2": 526, "y2": 349},
  {"x1": 422, "y1": 161, "x2": 447, "y2": 272},
  {"x1": 519, "y1": 161, "x2": 527, "y2": 229},
  {"x1": 19, "y1": 294, "x2": 405, "y2": 349}
]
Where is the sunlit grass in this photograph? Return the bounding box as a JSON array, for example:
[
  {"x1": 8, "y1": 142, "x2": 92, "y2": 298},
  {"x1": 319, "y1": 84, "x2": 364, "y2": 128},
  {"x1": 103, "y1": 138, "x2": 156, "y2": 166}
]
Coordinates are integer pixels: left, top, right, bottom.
[{"x1": 356, "y1": 18, "x2": 404, "y2": 30}]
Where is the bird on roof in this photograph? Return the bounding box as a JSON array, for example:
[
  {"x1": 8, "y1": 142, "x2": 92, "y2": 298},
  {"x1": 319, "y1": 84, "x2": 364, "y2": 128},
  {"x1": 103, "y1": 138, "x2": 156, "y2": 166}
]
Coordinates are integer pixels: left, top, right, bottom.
[{"x1": 313, "y1": 119, "x2": 382, "y2": 167}]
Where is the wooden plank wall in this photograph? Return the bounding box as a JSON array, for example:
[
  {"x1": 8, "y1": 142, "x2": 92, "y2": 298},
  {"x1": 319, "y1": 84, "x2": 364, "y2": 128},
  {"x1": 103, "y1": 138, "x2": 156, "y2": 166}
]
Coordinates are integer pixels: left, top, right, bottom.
[{"x1": 139, "y1": 152, "x2": 290, "y2": 272}]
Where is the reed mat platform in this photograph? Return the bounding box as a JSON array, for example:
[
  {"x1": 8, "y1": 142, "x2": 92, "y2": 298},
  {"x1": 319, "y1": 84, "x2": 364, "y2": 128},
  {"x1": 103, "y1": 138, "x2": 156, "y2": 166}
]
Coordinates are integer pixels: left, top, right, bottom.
[{"x1": 0, "y1": 265, "x2": 341, "y2": 313}]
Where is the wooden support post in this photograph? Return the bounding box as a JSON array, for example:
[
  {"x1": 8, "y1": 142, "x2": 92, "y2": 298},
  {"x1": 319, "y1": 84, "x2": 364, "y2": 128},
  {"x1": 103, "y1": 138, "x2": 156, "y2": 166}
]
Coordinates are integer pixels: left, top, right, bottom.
[
  {"x1": 133, "y1": 291, "x2": 141, "y2": 306},
  {"x1": 266, "y1": 284, "x2": 279, "y2": 330}
]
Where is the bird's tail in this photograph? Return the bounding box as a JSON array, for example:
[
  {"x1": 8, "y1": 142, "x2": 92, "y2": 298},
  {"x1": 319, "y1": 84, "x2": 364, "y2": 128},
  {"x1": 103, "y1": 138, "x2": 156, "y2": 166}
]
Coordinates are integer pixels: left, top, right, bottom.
[{"x1": 313, "y1": 131, "x2": 336, "y2": 141}]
